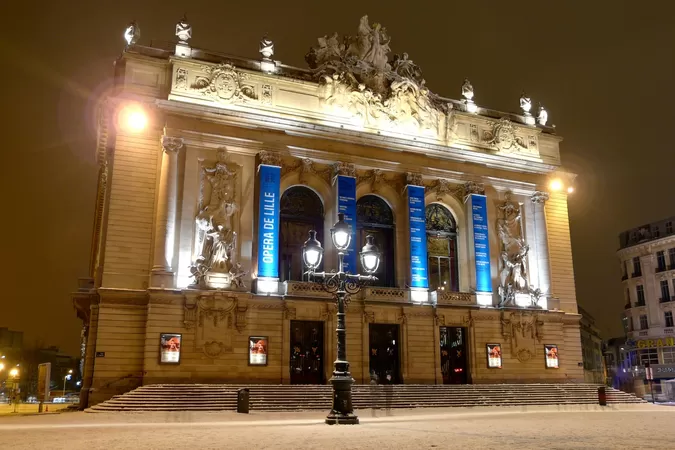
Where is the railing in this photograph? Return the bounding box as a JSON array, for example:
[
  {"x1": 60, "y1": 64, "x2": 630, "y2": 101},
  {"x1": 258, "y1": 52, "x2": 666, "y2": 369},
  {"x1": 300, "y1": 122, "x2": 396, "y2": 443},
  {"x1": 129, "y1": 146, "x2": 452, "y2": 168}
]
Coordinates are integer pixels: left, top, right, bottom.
[
  {"x1": 660, "y1": 297, "x2": 672, "y2": 303},
  {"x1": 639, "y1": 330, "x2": 649, "y2": 336},
  {"x1": 665, "y1": 328, "x2": 674, "y2": 334},
  {"x1": 283, "y1": 281, "x2": 334, "y2": 299},
  {"x1": 362, "y1": 287, "x2": 410, "y2": 303},
  {"x1": 632, "y1": 271, "x2": 642, "y2": 278},
  {"x1": 431, "y1": 290, "x2": 477, "y2": 306}
]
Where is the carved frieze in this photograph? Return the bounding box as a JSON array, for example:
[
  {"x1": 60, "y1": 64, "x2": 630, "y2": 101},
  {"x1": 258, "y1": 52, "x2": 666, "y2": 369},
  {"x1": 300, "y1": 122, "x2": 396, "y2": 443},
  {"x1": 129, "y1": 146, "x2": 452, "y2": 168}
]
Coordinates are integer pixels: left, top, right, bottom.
[
  {"x1": 482, "y1": 118, "x2": 527, "y2": 153},
  {"x1": 283, "y1": 157, "x2": 331, "y2": 184},
  {"x1": 191, "y1": 64, "x2": 258, "y2": 104},
  {"x1": 357, "y1": 169, "x2": 386, "y2": 194}
]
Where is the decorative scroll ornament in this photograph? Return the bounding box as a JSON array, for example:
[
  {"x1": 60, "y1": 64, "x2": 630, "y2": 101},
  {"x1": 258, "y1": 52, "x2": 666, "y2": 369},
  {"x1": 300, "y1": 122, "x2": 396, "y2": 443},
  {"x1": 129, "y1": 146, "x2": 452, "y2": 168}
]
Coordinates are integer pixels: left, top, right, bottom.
[
  {"x1": 258, "y1": 150, "x2": 282, "y2": 167},
  {"x1": 482, "y1": 118, "x2": 527, "y2": 153},
  {"x1": 191, "y1": 64, "x2": 257, "y2": 104},
  {"x1": 306, "y1": 16, "x2": 445, "y2": 135},
  {"x1": 190, "y1": 149, "x2": 240, "y2": 289},
  {"x1": 531, "y1": 191, "x2": 550, "y2": 204},
  {"x1": 332, "y1": 161, "x2": 356, "y2": 178},
  {"x1": 431, "y1": 178, "x2": 453, "y2": 201},
  {"x1": 497, "y1": 192, "x2": 541, "y2": 307},
  {"x1": 160, "y1": 136, "x2": 184, "y2": 154}
]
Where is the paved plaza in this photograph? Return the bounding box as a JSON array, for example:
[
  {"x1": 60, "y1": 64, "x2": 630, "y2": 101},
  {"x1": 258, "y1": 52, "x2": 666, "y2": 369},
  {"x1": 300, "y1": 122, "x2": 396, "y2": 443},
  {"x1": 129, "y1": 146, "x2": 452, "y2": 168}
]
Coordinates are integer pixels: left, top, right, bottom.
[{"x1": 0, "y1": 404, "x2": 673, "y2": 449}]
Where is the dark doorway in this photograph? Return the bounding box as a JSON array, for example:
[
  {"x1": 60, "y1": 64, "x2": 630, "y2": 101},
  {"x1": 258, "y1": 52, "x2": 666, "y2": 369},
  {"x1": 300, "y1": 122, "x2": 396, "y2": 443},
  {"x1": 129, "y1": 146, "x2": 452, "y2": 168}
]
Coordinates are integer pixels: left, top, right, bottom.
[
  {"x1": 290, "y1": 320, "x2": 324, "y2": 384},
  {"x1": 369, "y1": 323, "x2": 401, "y2": 384},
  {"x1": 440, "y1": 326, "x2": 468, "y2": 384}
]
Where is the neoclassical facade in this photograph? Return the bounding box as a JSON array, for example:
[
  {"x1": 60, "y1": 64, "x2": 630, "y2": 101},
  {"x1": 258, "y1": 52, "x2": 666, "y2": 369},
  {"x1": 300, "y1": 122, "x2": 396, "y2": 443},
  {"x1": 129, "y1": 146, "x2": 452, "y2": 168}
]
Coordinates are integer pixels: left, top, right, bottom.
[{"x1": 73, "y1": 16, "x2": 583, "y2": 407}]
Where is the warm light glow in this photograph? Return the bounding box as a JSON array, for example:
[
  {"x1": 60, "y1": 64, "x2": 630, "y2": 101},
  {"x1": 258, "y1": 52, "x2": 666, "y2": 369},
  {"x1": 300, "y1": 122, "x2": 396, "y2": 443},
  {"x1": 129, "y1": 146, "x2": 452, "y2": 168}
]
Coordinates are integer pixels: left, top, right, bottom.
[
  {"x1": 362, "y1": 254, "x2": 378, "y2": 272},
  {"x1": 304, "y1": 249, "x2": 320, "y2": 267},
  {"x1": 119, "y1": 104, "x2": 148, "y2": 132},
  {"x1": 476, "y1": 293, "x2": 493, "y2": 307},
  {"x1": 567, "y1": 186, "x2": 575, "y2": 194},
  {"x1": 549, "y1": 179, "x2": 563, "y2": 191},
  {"x1": 0, "y1": 362, "x2": 4, "y2": 371},
  {"x1": 9, "y1": 368, "x2": 19, "y2": 378},
  {"x1": 256, "y1": 278, "x2": 278, "y2": 294},
  {"x1": 68, "y1": 369, "x2": 73, "y2": 374},
  {"x1": 410, "y1": 289, "x2": 428, "y2": 303},
  {"x1": 333, "y1": 229, "x2": 349, "y2": 250}
]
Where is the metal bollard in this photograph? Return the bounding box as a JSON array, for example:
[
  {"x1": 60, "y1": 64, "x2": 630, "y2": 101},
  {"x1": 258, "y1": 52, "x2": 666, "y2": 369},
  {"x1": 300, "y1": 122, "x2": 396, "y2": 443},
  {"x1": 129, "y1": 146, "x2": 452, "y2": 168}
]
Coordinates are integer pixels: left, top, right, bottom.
[
  {"x1": 237, "y1": 388, "x2": 250, "y2": 414},
  {"x1": 597, "y1": 386, "x2": 607, "y2": 406}
]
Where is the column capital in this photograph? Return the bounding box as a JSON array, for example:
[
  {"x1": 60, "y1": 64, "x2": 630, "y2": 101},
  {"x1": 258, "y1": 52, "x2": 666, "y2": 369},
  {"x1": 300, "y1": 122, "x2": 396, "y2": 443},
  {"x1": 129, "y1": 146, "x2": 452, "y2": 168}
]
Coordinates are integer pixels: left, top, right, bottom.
[
  {"x1": 332, "y1": 161, "x2": 356, "y2": 178},
  {"x1": 531, "y1": 191, "x2": 550, "y2": 204},
  {"x1": 405, "y1": 172, "x2": 423, "y2": 187},
  {"x1": 258, "y1": 150, "x2": 282, "y2": 167},
  {"x1": 160, "y1": 136, "x2": 184, "y2": 153},
  {"x1": 463, "y1": 181, "x2": 485, "y2": 197}
]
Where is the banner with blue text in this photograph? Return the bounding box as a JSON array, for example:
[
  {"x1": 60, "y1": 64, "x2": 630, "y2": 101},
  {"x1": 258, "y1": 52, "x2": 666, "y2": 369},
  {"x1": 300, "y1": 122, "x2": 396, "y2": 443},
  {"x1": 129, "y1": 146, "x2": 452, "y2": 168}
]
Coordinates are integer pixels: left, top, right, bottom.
[
  {"x1": 337, "y1": 175, "x2": 357, "y2": 273},
  {"x1": 407, "y1": 185, "x2": 428, "y2": 289},
  {"x1": 257, "y1": 165, "x2": 281, "y2": 279},
  {"x1": 470, "y1": 194, "x2": 492, "y2": 293}
]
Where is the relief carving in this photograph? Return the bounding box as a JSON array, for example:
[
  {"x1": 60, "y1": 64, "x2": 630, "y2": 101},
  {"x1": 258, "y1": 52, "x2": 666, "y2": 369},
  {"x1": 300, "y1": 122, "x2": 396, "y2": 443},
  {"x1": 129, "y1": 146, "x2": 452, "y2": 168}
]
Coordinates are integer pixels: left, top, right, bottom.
[
  {"x1": 184, "y1": 293, "x2": 242, "y2": 358},
  {"x1": 482, "y1": 118, "x2": 527, "y2": 153},
  {"x1": 191, "y1": 64, "x2": 258, "y2": 104},
  {"x1": 501, "y1": 311, "x2": 544, "y2": 363},
  {"x1": 333, "y1": 161, "x2": 356, "y2": 178}
]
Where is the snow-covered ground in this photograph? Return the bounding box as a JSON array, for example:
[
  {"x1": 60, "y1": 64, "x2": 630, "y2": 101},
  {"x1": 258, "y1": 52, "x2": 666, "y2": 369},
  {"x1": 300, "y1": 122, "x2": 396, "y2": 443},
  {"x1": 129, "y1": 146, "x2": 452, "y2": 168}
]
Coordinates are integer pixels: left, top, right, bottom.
[{"x1": 0, "y1": 405, "x2": 673, "y2": 449}]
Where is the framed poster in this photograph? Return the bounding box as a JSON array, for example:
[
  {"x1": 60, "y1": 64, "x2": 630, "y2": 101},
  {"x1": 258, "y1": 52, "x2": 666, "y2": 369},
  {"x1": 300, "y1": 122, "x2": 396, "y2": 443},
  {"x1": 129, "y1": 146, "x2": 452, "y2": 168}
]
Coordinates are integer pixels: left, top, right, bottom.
[
  {"x1": 486, "y1": 343, "x2": 502, "y2": 369},
  {"x1": 159, "y1": 333, "x2": 182, "y2": 364},
  {"x1": 544, "y1": 344, "x2": 559, "y2": 369},
  {"x1": 249, "y1": 336, "x2": 268, "y2": 366}
]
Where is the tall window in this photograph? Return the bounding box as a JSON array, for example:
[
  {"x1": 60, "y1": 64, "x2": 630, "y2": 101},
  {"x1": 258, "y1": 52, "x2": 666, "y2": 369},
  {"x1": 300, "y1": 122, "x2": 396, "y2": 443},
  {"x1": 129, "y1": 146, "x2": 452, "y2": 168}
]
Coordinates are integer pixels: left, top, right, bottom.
[
  {"x1": 639, "y1": 348, "x2": 658, "y2": 365},
  {"x1": 657, "y1": 251, "x2": 666, "y2": 271},
  {"x1": 425, "y1": 204, "x2": 459, "y2": 292},
  {"x1": 665, "y1": 311, "x2": 674, "y2": 328},
  {"x1": 667, "y1": 221, "x2": 674, "y2": 234},
  {"x1": 279, "y1": 186, "x2": 324, "y2": 282},
  {"x1": 669, "y1": 248, "x2": 675, "y2": 268},
  {"x1": 356, "y1": 195, "x2": 395, "y2": 287},
  {"x1": 653, "y1": 226, "x2": 661, "y2": 238},
  {"x1": 636, "y1": 285, "x2": 645, "y2": 305},
  {"x1": 632, "y1": 257, "x2": 642, "y2": 277},
  {"x1": 640, "y1": 314, "x2": 649, "y2": 330},
  {"x1": 661, "y1": 280, "x2": 671, "y2": 301},
  {"x1": 663, "y1": 347, "x2": 675, "y2": 364}
]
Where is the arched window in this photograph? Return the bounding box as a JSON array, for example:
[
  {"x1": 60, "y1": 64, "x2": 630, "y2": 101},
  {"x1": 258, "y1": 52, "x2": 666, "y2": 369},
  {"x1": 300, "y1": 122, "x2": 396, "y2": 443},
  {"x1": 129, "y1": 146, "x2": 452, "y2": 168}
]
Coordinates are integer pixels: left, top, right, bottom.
[
  {"x1": 426, "y1": 203, "x2": 459, "y2": 292},
  {"x1": 280, "y1": 186, "x2": 324, "y2": 282},
  {"x1": 357, "y1": 195, "x2": 395, "y2": 287}
]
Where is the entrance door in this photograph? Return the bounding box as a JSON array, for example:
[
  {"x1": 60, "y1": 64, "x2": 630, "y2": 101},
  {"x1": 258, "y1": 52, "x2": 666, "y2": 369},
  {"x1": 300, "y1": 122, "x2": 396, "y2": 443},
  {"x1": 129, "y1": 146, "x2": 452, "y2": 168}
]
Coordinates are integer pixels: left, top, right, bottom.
[
  {"x1": 440, "y1": 326, "x2": 468, "y2": 384},
  {"x1": 290, "y1": 320, "x2": 324, "y2": 384},
  {"x1": 369, "y1": 324, "x2": 401, "y2": 384}
]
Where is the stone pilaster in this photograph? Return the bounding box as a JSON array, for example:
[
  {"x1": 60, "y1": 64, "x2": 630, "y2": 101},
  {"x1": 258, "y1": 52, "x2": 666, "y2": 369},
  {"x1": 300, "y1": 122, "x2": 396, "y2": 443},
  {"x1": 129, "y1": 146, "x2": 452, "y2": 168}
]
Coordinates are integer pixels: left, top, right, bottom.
[
  {"x1": 531, "y1": 191, "x2": 551, "y2": 303},
  {"x1": 150, "y1": 136, "x2": 183, "y2": 288}
]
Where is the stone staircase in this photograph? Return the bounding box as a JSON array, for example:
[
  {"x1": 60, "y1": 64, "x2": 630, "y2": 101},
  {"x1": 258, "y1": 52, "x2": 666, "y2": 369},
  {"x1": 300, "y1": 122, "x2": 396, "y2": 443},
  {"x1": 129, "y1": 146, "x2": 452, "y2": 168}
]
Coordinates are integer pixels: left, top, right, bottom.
[{"x1": 87, "y1": 384, "x2": 644, "y2": 412}]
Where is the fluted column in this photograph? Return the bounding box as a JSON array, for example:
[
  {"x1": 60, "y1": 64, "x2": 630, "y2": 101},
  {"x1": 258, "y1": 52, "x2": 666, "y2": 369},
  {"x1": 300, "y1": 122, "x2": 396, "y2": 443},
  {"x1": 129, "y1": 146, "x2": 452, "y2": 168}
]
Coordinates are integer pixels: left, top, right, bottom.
[
  {"x1": 151, "y1": 136, "x2": 183, "y2": 288},
  {"x1": 531, "y1": 191, "x2": 551, "y2": 303}
]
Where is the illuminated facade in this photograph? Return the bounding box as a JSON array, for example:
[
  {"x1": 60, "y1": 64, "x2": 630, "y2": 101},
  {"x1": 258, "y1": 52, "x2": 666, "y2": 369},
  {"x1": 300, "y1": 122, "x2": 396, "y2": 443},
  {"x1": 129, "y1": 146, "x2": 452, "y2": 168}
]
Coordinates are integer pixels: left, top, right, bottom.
[
  {"x1": 73, "y1": 16, "x2": 583, "y2": 407},
  {"x1": 618, "y1": 216, "x2": 675, "y2": 399}
]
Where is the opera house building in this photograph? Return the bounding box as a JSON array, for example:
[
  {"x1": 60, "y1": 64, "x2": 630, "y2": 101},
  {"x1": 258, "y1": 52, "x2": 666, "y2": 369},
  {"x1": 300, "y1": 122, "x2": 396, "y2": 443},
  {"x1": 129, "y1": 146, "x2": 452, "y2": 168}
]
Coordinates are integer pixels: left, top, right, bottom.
[{"x1": 73, "y1": 16, "x2": 582, "y2": 406}]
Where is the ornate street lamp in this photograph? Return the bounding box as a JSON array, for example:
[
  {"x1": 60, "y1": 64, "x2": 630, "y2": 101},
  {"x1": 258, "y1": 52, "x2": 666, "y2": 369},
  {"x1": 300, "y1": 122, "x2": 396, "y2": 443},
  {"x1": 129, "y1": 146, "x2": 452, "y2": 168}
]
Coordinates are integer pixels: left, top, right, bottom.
[{"x1": 302, "y1": 212, "x2": 381, "y2": 425}]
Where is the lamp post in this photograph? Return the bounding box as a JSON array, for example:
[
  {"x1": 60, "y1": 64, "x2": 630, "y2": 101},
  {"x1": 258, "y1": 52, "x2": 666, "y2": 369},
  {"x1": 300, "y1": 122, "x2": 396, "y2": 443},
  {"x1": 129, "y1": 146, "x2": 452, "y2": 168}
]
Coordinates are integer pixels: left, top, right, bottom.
[
  {"x1": 302, "y1": 213, "x2": 381, "y2": 425},
  {"x1": 63, "y1": 370, "x2": 73, "y2": 398}
]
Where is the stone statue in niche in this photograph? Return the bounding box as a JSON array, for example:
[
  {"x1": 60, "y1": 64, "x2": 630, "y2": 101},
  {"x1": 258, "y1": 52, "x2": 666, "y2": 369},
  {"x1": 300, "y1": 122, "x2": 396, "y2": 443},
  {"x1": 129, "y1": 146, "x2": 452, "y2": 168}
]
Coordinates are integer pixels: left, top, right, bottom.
[
  {"x1": 497, "y1": 192, "x2": 541, "y2": 307},
  {"x1": 190, "y1": 149, "x2": 240, "y2": 289}
]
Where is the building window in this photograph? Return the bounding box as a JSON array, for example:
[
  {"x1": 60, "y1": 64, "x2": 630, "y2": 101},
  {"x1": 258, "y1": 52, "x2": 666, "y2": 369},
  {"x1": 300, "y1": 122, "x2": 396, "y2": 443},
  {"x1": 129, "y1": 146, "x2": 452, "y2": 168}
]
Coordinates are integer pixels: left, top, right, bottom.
[
  {"x1": 657, "y1": 251, "x2": 666, "y2": 272},
  {"x1": 639, "y1": 348, "x2": 658, "y2": 366},
  {"x1": 662, "y1": 348, "x2": 675, "y2": 364},
  {"x1": 279, "y1": 186, "x2": 324, "y2": 282},
  {"x1": 622, "y1": 315, "x2": 632, "y2": 333},
  {"x1": 667, "y1": 221, "x2": 673, "y2": 234},
  {"x1": 661, "y1": 280, "x2": 671, "y2": 302},
  {"x1": 636, "y1": 285, "x2": 645, "y2": 305},
  {"x1": 669, "y1": 248, "x2": 675, "y2": 268},
  {"x1": 632, "y1": 257, "x2": 641, "y2": 277},
  {"x1": 425, "y1": 204, "x2": 459, "y2": 292},
  {"x1": 356, "y1": 195, "x2": 395, "y2": 287},
  {"x1": 639, "y1": 314, "x2": 649, "y2": 330},
  {"x1": 665, "y1": 311, "x2": 674, "y2": 328},
  {"x1": 653, "y1": 226, "x2": 661, "y2": 238}
]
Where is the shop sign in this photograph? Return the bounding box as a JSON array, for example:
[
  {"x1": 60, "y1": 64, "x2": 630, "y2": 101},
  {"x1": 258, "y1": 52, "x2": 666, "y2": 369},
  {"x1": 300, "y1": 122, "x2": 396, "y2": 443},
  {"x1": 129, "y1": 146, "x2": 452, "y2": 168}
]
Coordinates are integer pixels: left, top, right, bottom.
[{"x1": 636, "y1": 337, "x2": 675, "y2": 349}]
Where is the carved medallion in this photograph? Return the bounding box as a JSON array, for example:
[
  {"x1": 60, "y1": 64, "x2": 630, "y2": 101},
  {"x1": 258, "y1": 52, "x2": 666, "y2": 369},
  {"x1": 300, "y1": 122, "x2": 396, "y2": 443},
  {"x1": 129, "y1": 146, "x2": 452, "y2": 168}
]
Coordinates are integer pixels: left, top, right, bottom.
[
  {"x1": 483, "y1": 118, "x2": 527, "y2": 153},
  {"x1": 192, "y1": 64, "x2": 258, "y2": 104}
]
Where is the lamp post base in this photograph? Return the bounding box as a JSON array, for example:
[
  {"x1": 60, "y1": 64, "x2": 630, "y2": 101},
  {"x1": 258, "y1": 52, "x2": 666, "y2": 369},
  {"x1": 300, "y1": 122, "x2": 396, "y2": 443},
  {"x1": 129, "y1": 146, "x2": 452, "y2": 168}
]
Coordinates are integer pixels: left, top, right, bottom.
[{"x1": 325, "y1": 372, "x2": 359, "y2": 425}]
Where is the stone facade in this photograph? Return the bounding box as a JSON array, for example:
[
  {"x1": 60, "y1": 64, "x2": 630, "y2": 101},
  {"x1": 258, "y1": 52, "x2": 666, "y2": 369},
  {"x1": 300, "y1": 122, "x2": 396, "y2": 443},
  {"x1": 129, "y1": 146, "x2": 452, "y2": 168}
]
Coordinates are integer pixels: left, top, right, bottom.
[{"x1": 73, "y1": 17, "x2": 583, "y2": 407}]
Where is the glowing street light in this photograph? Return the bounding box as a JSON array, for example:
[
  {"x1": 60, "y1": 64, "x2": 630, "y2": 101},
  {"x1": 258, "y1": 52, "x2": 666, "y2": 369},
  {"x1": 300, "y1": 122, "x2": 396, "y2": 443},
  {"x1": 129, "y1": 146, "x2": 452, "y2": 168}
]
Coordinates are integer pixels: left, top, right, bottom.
[
  {"x1": 567, "y1": 186, "x2": 575, "y2": 194},
  {"x1": 118, "y1": 104, "x2": 148, "y2": 132},
  {"x1": 0, "y1": 362, "x2": 4, "y2": 371},
  {"x1": 9, "y1": 368, "x2": 19, "y2": 378},
  {"x1": 549, "y1": 179, "x2": 563, "y2": 192}
]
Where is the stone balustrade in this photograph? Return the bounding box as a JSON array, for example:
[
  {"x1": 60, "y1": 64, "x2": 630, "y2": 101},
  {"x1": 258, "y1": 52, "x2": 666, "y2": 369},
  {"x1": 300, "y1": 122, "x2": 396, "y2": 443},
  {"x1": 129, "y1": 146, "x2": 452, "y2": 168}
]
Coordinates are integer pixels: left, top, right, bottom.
[
  {"x1": 361, "y1": 287, "x2": 410, "y2": 303},
  {"x1": 283, "y1": 281, "x2": 334, "y2": 299},
  {"x1": 431, "y1": 290, "x2": 476, "y2": 306}
]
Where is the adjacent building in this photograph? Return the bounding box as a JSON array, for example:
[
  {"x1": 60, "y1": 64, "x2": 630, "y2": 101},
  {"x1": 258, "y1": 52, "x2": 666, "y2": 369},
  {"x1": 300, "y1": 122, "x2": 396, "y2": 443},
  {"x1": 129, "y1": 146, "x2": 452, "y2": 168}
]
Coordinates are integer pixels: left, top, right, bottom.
[
  {"x1": 72, "y1": 16, "x2": 583, "y2": 407},
  {"x1": 618, "y1": 216, "x2": 675, "y2": 398},
  {"x1": 578, "y1": 307, "x2": 604, "y2": 383}
]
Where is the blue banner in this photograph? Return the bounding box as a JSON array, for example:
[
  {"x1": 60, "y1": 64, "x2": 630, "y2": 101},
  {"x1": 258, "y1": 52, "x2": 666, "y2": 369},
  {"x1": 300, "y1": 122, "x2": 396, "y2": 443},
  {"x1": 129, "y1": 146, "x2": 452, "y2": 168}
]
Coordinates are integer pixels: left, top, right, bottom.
[
  {"x1": 407, "y1": 185, "x2": 428, "y2": 289},
  {"x1": 336, "y1": 175, "x2": 357, "y2": 273},
  {"x1": 257, "y1": 165, "x2": 281, "y2": 279},
  {"x1": 470, "y1": 194, "x2": 492, "y2": 293}
]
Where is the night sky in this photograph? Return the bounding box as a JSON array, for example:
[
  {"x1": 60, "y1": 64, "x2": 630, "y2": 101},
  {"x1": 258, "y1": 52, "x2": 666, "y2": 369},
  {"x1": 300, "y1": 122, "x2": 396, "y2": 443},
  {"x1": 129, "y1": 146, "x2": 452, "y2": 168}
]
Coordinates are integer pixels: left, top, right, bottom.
[{"x1": 3, "y1": 1, "x2": 674, "y2": 356}]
